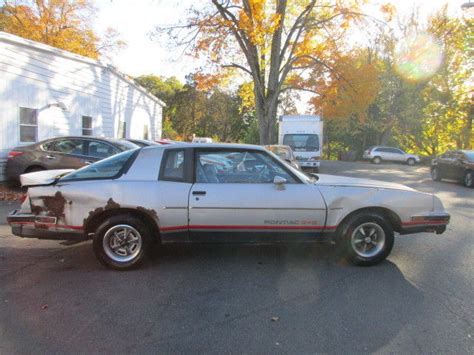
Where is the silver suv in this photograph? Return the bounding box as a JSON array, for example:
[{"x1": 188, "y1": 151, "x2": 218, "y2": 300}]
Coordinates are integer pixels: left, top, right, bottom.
[{"x1": 363, "y1": 146, "x2": 420, "y2": 165}]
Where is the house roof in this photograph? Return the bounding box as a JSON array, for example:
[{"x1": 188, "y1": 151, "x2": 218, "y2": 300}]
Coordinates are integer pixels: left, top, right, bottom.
[{"x1": 0, "y1": 31, "x2": 166, "y2": 107}]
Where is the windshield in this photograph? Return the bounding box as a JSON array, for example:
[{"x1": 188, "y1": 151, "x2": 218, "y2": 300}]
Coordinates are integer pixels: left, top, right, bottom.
[
  {"x1": 265, "y1": 150, "x2": 316, "y2": 184},
  {"x1": 266, "y1": 146, "x2": 294, "y2": 160},
  {"x1": 60, "y1": 149, "x2": 137, "y2": 181},
  {"x1": 283, "y1": 134, "x2": 319, "y2": 152}
]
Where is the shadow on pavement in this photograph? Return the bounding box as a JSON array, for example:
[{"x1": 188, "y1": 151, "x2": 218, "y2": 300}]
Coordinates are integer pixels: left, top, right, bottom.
[{"x1": 0, "y1": 242, "x2": 423, "y2": 353}]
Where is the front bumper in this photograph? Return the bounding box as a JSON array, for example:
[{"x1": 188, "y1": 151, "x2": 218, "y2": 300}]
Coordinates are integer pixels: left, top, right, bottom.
[
  {"x1": 399, "y1": 212, "x2": 450, "y2": 235},
  {"x1": 7, "y1": 210, "x2": 86, "y2": 241}
]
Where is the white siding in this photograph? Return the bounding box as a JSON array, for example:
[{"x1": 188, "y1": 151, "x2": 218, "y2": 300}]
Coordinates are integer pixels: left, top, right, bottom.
[{"x1": 0, "y1": 32, "x2": 163, "y2": 180}]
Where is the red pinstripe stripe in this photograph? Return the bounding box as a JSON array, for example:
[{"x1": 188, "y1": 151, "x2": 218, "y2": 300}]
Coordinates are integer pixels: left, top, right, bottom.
[
  {"x1": 160, "y1": 224, "x2": 337, "y2": 232},
  {"x1": 160, "y1": 225, "x2": 188, "y2": 232}
]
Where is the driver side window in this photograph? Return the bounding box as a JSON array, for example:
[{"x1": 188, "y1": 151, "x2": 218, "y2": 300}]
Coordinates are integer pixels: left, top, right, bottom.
[{"x1": 195, "y1": 150, "x2": 297, "y2": 184}]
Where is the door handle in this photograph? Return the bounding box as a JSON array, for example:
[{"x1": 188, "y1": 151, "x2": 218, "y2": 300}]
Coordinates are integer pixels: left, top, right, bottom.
[
  {"x1": 45, "y1": 155, "x2": 56, "y2": 160},
  {"x1": 192, "y1": 191, "x2": 206, "y2": 196}
]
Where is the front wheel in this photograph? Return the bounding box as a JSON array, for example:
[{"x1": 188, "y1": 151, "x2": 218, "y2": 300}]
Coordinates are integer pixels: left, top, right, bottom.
[
  {"x1": 407, "y1": 158, "x2": 416, "y2": 166},
  {"x1": 464, "y1": 171, "x2": 474, "y2": 188},
  {"x1": 93, "y1": 215, "x2": 151, "y2": 270},
  {"x1": 372, "y1": 157, "x2": 382, "y2": 164},
  {"x1": 338, "y1": 213, "x2": 394, "y2": 266}
]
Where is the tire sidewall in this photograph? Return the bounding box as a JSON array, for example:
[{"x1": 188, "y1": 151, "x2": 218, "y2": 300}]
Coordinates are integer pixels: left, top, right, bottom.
[
  {"x1": 464, "y1": 171, "x2": 474, "y2": 188},
  {"x1": 407, "y1": 158, "x2": 415, "y2": 166},
  {"x1": 373, "y1": 157, "x2": 381, "y2": 164},
  {"x1": 93, "y1": 215, "x2": 151, "y2": 270},
  {"x1": 339, "y1": 213, "x2": 394, "y2": 266}
]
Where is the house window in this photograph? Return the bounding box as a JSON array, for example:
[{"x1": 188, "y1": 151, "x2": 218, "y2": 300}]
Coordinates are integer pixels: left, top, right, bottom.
[
  {"x1": 143, "y1": 124, "x2": 149, "y2": 140},
  {"x1": 118, "y1": 121, "x2": 127, "y2": 138},
  {"x1": 19, "y1": 107, "x2": 38, "y2": 143},
  {"x1": 82, "y1": 116, "x2": 93, "y2": 136}
]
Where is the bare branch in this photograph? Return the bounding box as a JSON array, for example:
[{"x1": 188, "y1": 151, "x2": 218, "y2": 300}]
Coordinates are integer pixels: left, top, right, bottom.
[{"x1": 222, "y1": 63, "x2": 252, "y2": 76}]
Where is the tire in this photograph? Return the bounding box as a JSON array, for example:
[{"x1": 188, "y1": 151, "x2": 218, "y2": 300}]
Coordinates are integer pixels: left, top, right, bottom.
[
  {"x1": 431, "y1": 167, "x2": 441, "y2": 181},
  {"x1": 372, "y1": 156, "x2": 382, "y2": 164},
  {"x1": 93, "y1": 215, "x2": 152, "y2": 270},
  {"x1": 337, "y1": 212, "x2": 394, "y2": 266},
  {"x1": 407, "y1": 158, "x2": 415, "y2": 166},
  {"x1": 464, "y1": 171, "x2": 474, "y2": 188}
]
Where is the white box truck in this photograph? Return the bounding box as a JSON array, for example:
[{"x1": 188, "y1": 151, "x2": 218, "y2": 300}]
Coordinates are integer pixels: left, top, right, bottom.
[{"x1": 278, "y1": 115, "x2": 323, "y2": 172}]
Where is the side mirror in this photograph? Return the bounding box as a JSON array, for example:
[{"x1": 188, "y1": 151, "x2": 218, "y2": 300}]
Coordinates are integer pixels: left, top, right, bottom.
[{"x1": 273, "y1": 176, "x2": 287, "y2": 185}]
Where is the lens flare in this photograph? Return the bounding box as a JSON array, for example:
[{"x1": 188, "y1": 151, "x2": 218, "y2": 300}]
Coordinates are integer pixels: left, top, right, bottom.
[{"x1": 394, "y1": 33, "x2": 443, "y2": 82}]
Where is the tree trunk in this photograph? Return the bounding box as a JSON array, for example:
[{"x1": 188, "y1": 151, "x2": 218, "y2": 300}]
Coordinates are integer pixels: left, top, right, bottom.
[{"x1": 254, "y1": 87, "x2": 279, "y2": 145}]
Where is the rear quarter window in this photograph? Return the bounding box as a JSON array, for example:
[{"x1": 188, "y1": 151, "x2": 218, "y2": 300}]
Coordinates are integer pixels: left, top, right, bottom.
[
  {"x1": 159, "y1": 149, "x2": 186, "y2": 182},
  {"x1": 60, "y1": 149, "x2": 138, "y2": 182}
]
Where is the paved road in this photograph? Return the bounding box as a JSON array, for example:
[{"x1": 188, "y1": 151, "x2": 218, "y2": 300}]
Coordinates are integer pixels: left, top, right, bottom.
[{"x1": 0, "y1": 161, "x2": 472, "y2": 354}]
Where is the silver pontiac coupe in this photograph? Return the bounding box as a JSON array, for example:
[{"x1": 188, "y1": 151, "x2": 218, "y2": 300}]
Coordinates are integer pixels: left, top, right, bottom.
[{"x1": 8, "y1": 143, "x2": 450, "y2": 270}]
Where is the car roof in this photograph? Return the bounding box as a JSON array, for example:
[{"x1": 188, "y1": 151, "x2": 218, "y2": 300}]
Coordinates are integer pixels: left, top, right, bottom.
[
  {"x1": 41, "y1": 136, "x2": 127, "y2": 144},
  {"x1": 265, "y1": 144, "x2": 289, "y2": 148},
  {"x1": 142, "y1": 142, "x2": 267, "y2": 151}
]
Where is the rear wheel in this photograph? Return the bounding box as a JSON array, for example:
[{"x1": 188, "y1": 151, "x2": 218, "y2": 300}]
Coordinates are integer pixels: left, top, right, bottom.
[
  {"x1": 372, "y1": 156, "x2": 382, "y2": 164},
  {"x1": 407, "y1": 158, "x2": 415, "y2": 166},
  {"x1": 464, "y1": 171, "x2": 474, "y2": 188},
  {"x1": 338, "y1": 212, "x2": 394, "y2": 266},
  {"x1": 431, "y1": 167, "x2": 441, "y2": 181},
  {"x1": 93, "y1": 215, "x2": 151, "y2": 270}
]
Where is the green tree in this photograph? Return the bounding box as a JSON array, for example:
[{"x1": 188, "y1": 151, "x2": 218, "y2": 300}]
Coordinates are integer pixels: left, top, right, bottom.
[{"x1": 135, "y1": 75, "x2": 184, "y2": 139}]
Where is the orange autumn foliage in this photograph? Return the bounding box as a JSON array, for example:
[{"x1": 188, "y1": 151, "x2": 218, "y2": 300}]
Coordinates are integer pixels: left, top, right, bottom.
[
  {"x1": 1, "y1": 0, "x2": 124, "y2": 59},
  {"x1": 310, "y1": 53, "x2": 381, "y2": 122}
]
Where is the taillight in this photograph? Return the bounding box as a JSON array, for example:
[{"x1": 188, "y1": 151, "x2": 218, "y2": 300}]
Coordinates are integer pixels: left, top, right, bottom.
[
  {"x1": 8, "y1": 151, "x2": 24, "y2": 160},
  {"x1": 19, "y1": 193, "x2": 28, "y2": 204}
]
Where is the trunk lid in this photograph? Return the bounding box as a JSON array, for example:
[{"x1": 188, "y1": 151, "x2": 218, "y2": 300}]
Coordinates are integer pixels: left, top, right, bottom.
[{"x1": 20, "y1": 169, "x2": 74, "y2": 187}]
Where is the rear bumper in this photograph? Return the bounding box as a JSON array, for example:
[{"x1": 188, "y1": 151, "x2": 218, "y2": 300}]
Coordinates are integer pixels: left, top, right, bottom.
[
  {"x1": 7, "y1": 210, "x2": 86, "y2": 241},
  {"x1": 299, "y1": 161, "x2": 320, "y2": 168},
  {"x1": 399, "y1": 212, "x2": 450, "y2": 235}
]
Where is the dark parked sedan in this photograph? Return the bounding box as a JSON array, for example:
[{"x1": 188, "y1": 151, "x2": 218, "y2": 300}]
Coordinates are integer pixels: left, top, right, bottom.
[
  {"x1": 6, "y1": 136, "x2": 138, "y2": 183},
  {"x1": 431, "y1": 150, "x2": 474, "y2": 187}
]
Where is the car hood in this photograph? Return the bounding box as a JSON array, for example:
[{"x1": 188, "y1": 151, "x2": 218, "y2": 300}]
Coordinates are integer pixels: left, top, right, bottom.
[
  {"x1": 20, "y1": 169, "x2": 74, "y2": 187},
  {"x1": 315, "y1": 174, "x2": 415, "y2": 191}
]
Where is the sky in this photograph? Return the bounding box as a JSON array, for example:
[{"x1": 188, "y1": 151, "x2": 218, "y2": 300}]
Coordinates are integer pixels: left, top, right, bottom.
[{"x1": 94, "y1": 0, "x2": 467, "y2": 81}]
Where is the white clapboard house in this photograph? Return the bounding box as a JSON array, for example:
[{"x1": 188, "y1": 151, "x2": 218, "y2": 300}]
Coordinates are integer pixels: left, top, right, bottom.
[{"x1": 0, "y1": 31, "x2": 165, "y2": 180}]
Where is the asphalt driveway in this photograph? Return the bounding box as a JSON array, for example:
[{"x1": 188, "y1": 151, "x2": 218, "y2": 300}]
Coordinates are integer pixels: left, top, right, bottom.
[{"x1": 0, "y1": 161, "x2": 472, "y2": 354}]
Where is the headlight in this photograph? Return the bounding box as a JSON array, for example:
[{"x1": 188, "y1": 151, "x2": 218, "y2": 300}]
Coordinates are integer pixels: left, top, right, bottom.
[{"x1": 309, "y1": 156, "x2": 320, "y2": 161}]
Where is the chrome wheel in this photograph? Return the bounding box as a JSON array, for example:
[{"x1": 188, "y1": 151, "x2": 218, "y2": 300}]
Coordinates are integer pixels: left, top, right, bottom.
[
  {"x1": 103, "y1": 224, "x2": 142, "y2": 263},
  {"x1": 351, "y1": 222, "x2": 386, "y2": 258}
]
